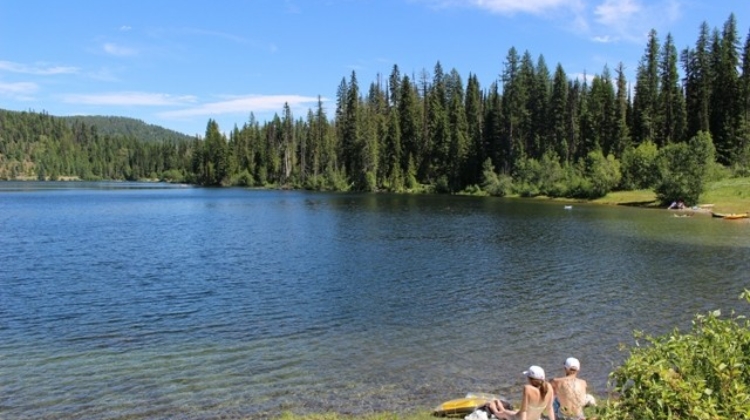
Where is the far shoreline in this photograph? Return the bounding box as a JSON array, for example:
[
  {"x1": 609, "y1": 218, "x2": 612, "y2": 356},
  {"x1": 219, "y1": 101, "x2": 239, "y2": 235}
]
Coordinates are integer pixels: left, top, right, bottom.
[{"x1": 3, "y1": 177, "x2": 749, "y2": 215}]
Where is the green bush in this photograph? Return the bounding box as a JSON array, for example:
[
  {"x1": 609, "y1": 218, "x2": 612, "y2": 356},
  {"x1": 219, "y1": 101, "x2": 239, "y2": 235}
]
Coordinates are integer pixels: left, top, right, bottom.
[
  {"x1": 654, "y1": 131, "x2": 715, "y2": 206},
  {"x1": 230, "y1": 169, "x2": 254, "y2": 187},
  {"x1": 480, "y1": 158, "x2": 512, "y2": 197},
  {"x1": 621, "y1": 140, "x2": 659, "y2": 190},
  {"x1": 601, "y1": 290, "x2": 750, "y2": 420}
]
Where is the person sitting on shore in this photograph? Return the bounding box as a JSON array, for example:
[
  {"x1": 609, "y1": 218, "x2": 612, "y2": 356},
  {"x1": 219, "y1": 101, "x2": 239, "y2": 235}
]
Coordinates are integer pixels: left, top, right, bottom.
[
  {"x1": 550, "y1": 357, "x2": 588, "y2": 420},
  {"x1": 485, "y1": 365, "x2": 555, "y2": 420}
]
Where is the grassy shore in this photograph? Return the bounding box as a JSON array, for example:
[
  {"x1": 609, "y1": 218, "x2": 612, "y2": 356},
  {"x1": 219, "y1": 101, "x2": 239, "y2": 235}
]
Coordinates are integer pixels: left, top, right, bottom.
[{"x1": 590, "y1": 176, "x2": 750, "y2": 215}]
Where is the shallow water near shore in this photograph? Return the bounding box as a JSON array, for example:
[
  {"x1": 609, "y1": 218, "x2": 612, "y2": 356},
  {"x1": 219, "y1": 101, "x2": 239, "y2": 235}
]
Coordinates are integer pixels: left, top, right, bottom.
[{"x1": 1, "y1": 183, "x2": 749, "y2": 419}]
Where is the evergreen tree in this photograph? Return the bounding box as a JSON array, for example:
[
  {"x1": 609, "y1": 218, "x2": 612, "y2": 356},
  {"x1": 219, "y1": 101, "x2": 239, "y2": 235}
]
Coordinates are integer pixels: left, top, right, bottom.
[
  {"x1": 529, "y1": 54, "x2": 551, "y2": 159},
  {"x1": 682, "y1": 21, "x2": 712, "y2": 139},
  {"x1": 427, "y1": 61, "x2": 450, "y2": 182},
  {"x1": 447, "y1": 68, "x2": 469, "y2": 190},
  {"x1": 613, "y1": 62, "x2": 632, "y2": 156},
  {"x1": 710, "y1": 14, "x2": 742, "y2": 164},
  {"x1": 342, "y1": 71, "x2": 363, "y2": 186},
  {"x1": 202, "y1": 119, "x2": 229, "y2": 185},
  {"x1": 587, "y1": 66, "x2": 616, "y2": 156},
  {"x1": 399, "y1": 75, "x2": 422, "y2": 178},
  {"x1": 549, "y1": 64, "x2": 569, "y2": 162},
  {"x1": 633, "y1": 29, "x2": 661, "y2": 144},
  {"x1": 464, "y1": 73, "x2": 484, "y2": 185},
  {"x1": 484, "y1": 82, "x2": 506, "y2": 173},
  {"x1": 501, "y1": 47, "x2": 527, "y2": 171},
  {"x1": 658, "y1": 33, "x2": 687, "y2": 145}
]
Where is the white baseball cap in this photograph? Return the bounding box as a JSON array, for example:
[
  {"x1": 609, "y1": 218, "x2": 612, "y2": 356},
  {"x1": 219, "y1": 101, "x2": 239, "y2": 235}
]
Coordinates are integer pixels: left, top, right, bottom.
[
  {"x1": 523, "y1": 365, "x2": 545, "y2": 380},
  {"x1": 565, "y1": 357, "x2": 580, "y2": 371}
]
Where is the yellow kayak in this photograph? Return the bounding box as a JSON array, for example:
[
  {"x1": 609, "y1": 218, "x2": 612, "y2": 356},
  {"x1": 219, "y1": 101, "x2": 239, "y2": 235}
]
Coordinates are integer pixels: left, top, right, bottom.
[
  {"x1": 433, "y1": 393, "x2": 498, "y2": 417},
  {"x1": 723, "y1": 213, "x2": 749, "y2": 220}
]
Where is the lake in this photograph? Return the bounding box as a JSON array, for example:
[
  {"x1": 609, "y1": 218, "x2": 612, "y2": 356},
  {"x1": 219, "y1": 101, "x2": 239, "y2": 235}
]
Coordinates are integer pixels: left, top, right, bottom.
[{"x1": 1, "y1": 182, "x2": 749, "y2": 419}]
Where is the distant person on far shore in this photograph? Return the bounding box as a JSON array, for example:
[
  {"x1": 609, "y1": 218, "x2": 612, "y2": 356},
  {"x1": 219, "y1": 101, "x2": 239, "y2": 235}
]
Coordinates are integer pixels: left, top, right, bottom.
[
  {"x1": 550, "y1": 357, "x2": 588, "y2": 420},
  {"x1": 485, "y1": 365, "x2": 555, "y2": 420}
]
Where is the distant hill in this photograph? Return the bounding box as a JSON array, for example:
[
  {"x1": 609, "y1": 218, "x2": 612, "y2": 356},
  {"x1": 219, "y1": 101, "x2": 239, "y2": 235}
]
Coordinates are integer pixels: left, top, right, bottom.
[{"x1": 62, "y1": 115, "x2": 195, "y2": 143}]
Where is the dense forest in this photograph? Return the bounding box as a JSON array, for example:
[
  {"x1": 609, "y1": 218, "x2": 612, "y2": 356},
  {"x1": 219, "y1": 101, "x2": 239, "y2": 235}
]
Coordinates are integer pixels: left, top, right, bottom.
[
  {"x1": 1, "y1": 14, "x2": 749, "y2": 205},
  {"x1": 61, "y1": 116, "x2": 194, "y2": 144}
]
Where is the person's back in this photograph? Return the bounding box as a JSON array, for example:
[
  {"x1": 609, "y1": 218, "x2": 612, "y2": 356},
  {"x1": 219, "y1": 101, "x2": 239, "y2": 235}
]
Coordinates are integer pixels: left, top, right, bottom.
[
  {"x1": 551, "y1": 358, "x2": 587, "y2": 420},
  {"x1": 486, "y1": 365, "x2": 555, "y2": 420},
  {"x1": 520, "y1": 383, "x2": 553, "y2": 420}
]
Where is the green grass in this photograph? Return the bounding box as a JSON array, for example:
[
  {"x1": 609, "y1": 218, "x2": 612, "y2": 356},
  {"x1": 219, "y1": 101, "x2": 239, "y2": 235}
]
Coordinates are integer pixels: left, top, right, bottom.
[
  {"x1": 700, "y1": 177, "x2": 750, "y2": 213},
  {"x1": 589, "y1": 177, "x2": 750, "y2": 214}
]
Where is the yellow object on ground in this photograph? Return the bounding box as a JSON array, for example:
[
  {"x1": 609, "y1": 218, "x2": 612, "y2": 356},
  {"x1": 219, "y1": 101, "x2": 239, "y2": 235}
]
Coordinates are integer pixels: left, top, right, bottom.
[
  {"x1": 433, "y1": 393, "x2": 498, "y2": 417},
  {"x1": 722, "y1": 213, "x2": 749, "y2": 219}
]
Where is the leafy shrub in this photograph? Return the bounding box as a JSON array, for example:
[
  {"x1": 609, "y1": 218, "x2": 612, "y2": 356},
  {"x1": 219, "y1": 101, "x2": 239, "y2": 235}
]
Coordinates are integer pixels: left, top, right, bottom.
[
  {"x1": 620, "y1": 140, "x2": 659, "y2": 190},
  {"x1": 481, "y1": 158, "x2": 512, "y2": 197},
  {"x1": 654, "y1": 131, "x2": 715, "y2": 206},
  {"x1": 434, "y1": 175, "x2": 451, "y2": 194},
  {"x1": 512, "y1": 157, "x2": 543, "y2": 197},
  {"x1": 230, "y1": 169, "x2": 254, "y2": 187},
  {"x1": 601, "y1": 291, "x2": 750, "y2": 420},
  {"x1": 566, "y1": 150, "x2": 621, "y2": 199}
]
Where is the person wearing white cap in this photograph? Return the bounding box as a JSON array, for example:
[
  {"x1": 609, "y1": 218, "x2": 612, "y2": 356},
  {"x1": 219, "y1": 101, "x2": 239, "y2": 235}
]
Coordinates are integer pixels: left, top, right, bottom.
[
  {"x1": 550, "y1": 357, "x2": 588, "y2": 420},
  {"x1": 484, "y1": 365, "x2": 555, "y2": 420}
]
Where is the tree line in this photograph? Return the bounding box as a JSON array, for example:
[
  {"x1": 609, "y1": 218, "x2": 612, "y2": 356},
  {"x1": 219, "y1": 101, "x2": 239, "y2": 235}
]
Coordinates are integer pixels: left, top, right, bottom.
[{"x1": 1, "y1": 14, "x2": 748, "y2": 205}]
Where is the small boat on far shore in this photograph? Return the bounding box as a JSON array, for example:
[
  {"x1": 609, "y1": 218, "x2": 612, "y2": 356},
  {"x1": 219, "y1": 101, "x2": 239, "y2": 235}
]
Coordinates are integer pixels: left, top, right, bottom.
[
  {"x1": 712, "y1": 211, "x2": 749, "y2": 219},
  {"x1": 723, "y1": 213, "x2": 749, "y2": 220}
]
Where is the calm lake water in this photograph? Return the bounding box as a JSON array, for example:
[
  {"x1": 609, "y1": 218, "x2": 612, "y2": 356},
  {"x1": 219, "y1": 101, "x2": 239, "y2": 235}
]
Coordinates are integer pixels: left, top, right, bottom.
[{"x1": 1, "y1": 182, "x2": 749, "y2": 419}]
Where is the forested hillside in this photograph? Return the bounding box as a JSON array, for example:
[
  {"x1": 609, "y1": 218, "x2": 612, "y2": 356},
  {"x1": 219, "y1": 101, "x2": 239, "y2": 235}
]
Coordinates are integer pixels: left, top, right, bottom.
[
  {"x1": 0, "y1": 109, "x2": 191, "y2": 181},
  {"x1": 1, "y1": 14, "x2": 748, "y2": 205},
  {"x1": 61, "y1": 115, "x2": 194, "y2": 143}
]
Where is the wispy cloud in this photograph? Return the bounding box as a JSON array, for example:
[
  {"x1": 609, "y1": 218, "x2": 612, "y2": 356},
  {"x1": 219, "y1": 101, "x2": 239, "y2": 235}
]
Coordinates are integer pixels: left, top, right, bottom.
[
  {"x1": 61, "y1": 91, "x2": 197, "y2": 106},
  {"x1": 419, "y1": 0, "x2": 583, "y2": 15},
  {"x1": 119, "y1": 25, "x2": 132, "y2": 31},
  {"x1": 103, "y1": 42, "x2": 138, "y2": 57},
  {"x1": 419, "y1": 0, "x2": 682, "y2": 45},
  {"x1": 591, "y1": 0, "x2": 681, "y2": 43},
  {"x1": 158, "y1": 94, "x2": 323, "y2": 119},
  {"x1": 0, "y1": 81, "x2": 38, "y2": 99},
  {"x1": 0, "y1": 60, "x2": 78, "y2": 75},
  {"x1": 592, "y1": 35, "x2": 614, "y2": 43}
]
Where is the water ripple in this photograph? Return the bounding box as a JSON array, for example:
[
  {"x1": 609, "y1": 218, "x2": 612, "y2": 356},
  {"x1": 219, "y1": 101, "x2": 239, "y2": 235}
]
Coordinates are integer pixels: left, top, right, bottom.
[{"x1": 1, "y1": 188, "x2": 749, "y2": 419}]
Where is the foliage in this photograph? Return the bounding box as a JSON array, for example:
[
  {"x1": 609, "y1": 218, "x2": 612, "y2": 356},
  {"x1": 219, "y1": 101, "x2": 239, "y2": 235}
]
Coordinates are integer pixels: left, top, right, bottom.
[
  {"x1": 230, "y1": 169, "x2": 254, "y2": 187},
  {"x1": 480, "y1": 158, "x2": 510, "y2": 197},
  {"x1": 62, "y1": 115, "x2": 194, "y2": 143},
  {"x1": 620, "y1": 140, "x2": 660, "y2": 189},
  {"x1": 654, "y1": 131, "x2": 715, "y2": 205},
  {"x1": 601, "y1": 291, "x2": 750, "y2": 420},
  {"x1": 580, "y1": 150, "x2": 622, "y2": 199}
]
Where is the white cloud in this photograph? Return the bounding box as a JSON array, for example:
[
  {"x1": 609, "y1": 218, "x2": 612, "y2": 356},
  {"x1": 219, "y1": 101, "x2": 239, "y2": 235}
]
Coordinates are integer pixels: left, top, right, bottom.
[
  {"x1": 158, "y1": 94, "x2": 323, "y2": 119},
  {"x1": 420, "y1": 0, "x2": 582, "y2": 15},
  {"x1": 594, "y1": 0, "x2": 640, "y2": 25},
  {"x1": 0, "y1": 81, "x2": 38, "y2": 99},
  {"x1": 103, "y1": 42, "x2": 138, "y2": 57},
  {"x1": 591, "y1": 0, "x2": 681, "y2": 43},
  {"x1": 0, "y1": 60, "x2": 78, "y2": 75},
  {"x1": 592, "y1": 35, "x2": 614, "y2": 43},
  {"x1": 473, "y1": 0, "x2": 581, "y2": 14},
  {"x1": 120, "y1": 25, "x2": 132, "y2": 31},
  {"x1": 61, "y1": 92, "x2": 197, "y2": 106}
]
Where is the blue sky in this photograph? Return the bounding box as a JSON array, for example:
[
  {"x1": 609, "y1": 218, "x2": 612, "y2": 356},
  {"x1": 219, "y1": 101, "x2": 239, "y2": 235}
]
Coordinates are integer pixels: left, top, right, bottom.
[{"x1": 1, "y1": 0, "x2": 748, "y2": 137}]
